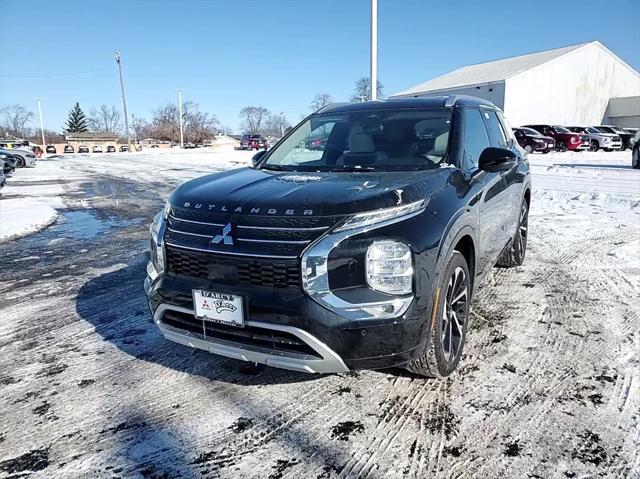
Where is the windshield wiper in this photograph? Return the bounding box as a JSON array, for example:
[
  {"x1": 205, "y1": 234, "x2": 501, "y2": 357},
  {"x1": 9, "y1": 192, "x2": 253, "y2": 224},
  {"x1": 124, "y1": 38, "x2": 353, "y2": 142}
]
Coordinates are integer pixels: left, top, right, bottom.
[
  {"x1": 260, "y1": 164, "x2": 291, "y2": 171},
  {"x1": 329, "y1": 165, "x2": 377, "y2": 172}
]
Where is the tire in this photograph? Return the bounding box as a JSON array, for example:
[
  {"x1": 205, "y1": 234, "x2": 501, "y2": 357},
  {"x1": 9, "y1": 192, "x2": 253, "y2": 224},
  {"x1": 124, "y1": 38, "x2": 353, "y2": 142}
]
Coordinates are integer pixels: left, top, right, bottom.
[
  {"x1": 542, "y1": 149, "x2": 550, "y2": 154},
  {"x1": 406, "y1": 251, "x2": 471, "y2": 378},
  {"x1": 524, "y1": 145, "x2": 533, "y2": 154},
  {"x1": 496, "y1": 198, "x2": 529, "y2": 267},
  {"x1": 604, "y1": 148, "x2": 612, "y2": 152},
  {"x1": 557, "y1": 142, "x2": 567, "y2": 152},
  {"x1": 589, "y1": 141, "x2": 599, "y2": 152},
  {"x1": 15, "y1": 156, "x2": 25, "y2": 168},
  {"x1": 633, "y1": 147, "x2": 639, "y2": 169}
]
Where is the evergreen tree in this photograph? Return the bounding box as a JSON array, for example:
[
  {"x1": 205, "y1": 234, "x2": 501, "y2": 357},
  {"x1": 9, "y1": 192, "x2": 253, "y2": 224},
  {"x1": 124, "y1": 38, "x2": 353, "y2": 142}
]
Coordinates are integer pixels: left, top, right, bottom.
[{"x1": 65, "y1": 102, "x2": 88, "y2": 133}]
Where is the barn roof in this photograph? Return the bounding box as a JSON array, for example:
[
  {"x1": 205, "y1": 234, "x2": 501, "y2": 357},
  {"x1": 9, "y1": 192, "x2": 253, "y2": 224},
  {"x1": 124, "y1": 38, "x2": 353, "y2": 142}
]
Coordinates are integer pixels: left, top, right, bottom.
[{"x1": 392, "y1": 42, "x2": 593, "y2": 97}]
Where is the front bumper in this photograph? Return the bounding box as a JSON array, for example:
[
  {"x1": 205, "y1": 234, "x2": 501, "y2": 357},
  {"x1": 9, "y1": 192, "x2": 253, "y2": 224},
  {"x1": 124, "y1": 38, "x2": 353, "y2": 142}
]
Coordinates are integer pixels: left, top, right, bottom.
[{"x1": 145, "y1": 259, "x2": 430, "y2": 373}]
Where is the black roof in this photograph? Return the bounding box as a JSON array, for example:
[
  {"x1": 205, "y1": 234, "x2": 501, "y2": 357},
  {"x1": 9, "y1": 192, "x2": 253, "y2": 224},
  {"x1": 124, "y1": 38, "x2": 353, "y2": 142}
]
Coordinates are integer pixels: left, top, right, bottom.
[{"x1": 319, "y1": 95, "x2": 497, "y2": 114}]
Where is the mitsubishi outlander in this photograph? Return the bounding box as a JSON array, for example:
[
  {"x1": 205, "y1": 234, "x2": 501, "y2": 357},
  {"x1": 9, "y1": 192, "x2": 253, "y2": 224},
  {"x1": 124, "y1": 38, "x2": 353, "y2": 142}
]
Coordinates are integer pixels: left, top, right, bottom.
[{"x1": 145, "y1": 96, "x2": 531, "y2": 378}]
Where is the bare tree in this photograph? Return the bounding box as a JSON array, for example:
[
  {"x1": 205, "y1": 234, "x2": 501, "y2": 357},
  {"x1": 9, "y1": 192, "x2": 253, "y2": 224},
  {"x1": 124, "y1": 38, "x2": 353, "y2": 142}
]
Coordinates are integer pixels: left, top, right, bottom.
[
  {"x1": 310, "y1": 93, "x2": 332, "y2": 112},
  {"x1": 88, "y1": 104, "x2": 123, "y2": 134},
  {"x1": 263, "y1": 113, "x2": 291, "y2": 138},
  {"x1": 350, "y1": 77, "x2": 384, "y2": 102},
  {"x1": 0, "y1": 104, "x2": 34, "y2": 137},
  {"x1": 149, "y1": 101, "x2": 218, "y2": 143},
  {"x1": 239, "y1": 106, "x2": 269, "y2": 135}
]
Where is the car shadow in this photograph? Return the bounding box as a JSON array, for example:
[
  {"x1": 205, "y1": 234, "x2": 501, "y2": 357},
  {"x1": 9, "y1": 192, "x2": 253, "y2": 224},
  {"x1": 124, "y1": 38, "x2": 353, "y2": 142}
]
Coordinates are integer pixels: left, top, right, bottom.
[
  {"x1": 74, "y1": 255, "x2": 320, "y2": 385},
  {"x1": 555, "y1": 163, "x2": 633, "y2": 170}
]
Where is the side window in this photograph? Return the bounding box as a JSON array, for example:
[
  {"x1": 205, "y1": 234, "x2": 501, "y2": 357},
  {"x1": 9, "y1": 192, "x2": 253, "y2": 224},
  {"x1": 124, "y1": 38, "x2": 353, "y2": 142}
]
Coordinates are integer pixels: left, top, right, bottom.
[
  {"x1": 462, "y1": 109, "x2": 490, "y2": 171},
  {"x1": 482, "y1": 110, "x2": 508, "y2": 148}
]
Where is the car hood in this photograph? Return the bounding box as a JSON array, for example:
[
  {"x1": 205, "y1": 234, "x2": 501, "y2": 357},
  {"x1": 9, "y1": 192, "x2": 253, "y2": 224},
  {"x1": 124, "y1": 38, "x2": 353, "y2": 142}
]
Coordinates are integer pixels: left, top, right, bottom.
[{"x1": 170, "y1": 166, "x2": 451, "y2": 217}]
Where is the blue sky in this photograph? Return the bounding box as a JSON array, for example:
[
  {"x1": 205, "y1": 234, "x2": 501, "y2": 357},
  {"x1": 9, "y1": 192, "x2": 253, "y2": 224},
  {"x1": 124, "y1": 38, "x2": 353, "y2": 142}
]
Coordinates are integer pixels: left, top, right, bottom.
[{"x1": 1, "y1": 0, "x2": 639, "y2": 133}]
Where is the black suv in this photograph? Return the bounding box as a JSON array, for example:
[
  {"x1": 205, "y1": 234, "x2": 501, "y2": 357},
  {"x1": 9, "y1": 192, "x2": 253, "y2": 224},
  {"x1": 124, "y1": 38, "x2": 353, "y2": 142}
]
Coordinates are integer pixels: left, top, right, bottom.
[{"x1": 146, "y1": 96, "x2": 531, "y2": 378}]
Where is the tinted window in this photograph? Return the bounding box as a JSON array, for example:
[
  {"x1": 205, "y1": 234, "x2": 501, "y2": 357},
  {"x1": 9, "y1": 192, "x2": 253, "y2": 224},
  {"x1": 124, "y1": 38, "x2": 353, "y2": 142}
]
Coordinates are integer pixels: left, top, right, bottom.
[
  {"x1": 462, "y1": 109, "x2": 490, "y2": 171},
  {"x1": 482, "y1": 110, "x2": 508, "y2": 148}
]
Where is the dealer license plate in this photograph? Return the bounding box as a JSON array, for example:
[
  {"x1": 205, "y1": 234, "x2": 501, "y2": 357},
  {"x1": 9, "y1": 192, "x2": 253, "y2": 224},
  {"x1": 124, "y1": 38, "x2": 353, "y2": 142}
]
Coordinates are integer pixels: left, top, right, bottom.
[{"x1": 192, "y1": 289, "x2": 244, "y2": 327}]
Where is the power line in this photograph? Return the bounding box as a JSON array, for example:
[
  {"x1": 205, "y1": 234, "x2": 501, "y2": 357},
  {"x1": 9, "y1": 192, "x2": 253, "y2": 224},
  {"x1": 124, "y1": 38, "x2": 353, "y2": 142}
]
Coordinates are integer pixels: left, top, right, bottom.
[{"x1": 0, "y1": 66, "x2": 115, "y2": 79}]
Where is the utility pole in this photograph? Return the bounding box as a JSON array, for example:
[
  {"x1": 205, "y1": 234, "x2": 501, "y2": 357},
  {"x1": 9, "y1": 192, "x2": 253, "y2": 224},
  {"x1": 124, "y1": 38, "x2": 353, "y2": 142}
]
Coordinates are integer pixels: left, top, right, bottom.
[
  {"x1": 370, "y1": 0, "x2": 378, "y2": 101},
  {"x1": 114, "y1": 51, "x2": 131, "y2": 147},
  {"x1": 177, "y1": 89, "x2": 184, "y2": 148},
  {"x1": 35, "y1": 98, "x2": 46, "y2": 150}
]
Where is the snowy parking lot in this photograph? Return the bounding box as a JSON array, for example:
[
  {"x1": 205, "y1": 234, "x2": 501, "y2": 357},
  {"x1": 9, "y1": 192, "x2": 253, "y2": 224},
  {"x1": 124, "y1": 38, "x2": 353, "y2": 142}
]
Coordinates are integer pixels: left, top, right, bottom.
[{"x1": 0, "y1": 149, "x2": 638, "y2": 478}]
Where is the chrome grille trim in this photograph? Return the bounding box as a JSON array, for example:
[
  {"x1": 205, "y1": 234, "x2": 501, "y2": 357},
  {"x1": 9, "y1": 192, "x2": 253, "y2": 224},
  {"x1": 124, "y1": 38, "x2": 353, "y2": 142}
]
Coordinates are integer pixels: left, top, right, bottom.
[{"x1": 164, "y1": 242, "x2": 298, "y2": 259}]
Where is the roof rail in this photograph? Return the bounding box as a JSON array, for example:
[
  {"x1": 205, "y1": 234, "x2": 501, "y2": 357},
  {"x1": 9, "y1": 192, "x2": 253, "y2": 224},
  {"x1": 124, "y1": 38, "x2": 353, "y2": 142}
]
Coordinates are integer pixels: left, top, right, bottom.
[
  {"x1": 444, "y1": 95, "x2": 458, "y2": 107},
  {"x1": 317, "y1": 102, "x2": 350, "y2": 113}
]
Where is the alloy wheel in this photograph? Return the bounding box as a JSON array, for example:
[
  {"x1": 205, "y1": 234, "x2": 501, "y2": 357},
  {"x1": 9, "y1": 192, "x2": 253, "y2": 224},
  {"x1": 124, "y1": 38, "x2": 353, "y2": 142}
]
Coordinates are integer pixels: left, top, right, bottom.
[
  {"x1": 441, "y1": 266, "x2": 468, "y2": 363},
  {"x1": 518, "y1": 202, "x2": 529, "y2": 254}
]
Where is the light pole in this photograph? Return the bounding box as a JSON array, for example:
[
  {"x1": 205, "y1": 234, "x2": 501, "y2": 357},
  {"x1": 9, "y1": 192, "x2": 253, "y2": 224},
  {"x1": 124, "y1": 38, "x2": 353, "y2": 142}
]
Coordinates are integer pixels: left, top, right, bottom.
[
  {"x1": 370, "y1": 0, "x2": 378, "y2": 101},
  {"x1": 177, "y1": 89, "x2": 184, "y2": 148},
  {"x1": 115, "y1": 51, "x2": 132, "y2": 147},
  {"x1": 35, "y1": 98, "x2": 46, "y2": 150}
]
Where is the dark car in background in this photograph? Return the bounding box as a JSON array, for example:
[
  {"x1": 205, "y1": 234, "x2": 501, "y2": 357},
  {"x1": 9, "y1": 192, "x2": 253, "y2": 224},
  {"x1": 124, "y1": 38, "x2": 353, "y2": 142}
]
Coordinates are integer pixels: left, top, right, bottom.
[
  {"x1": 512, "y1": 127, "x2": 554, "y2": 153},
  {"x1": 64, "y1": 145, "x2": 75, "y2": 153},
  {"x1": 0, "y1": 151, "x2": 17, "y2": 175},
  {"x1": 240, "y1": 135, "x2": 267, "y2": 150},
  {"x1": 523, "y1": 124, "x2": 587, "y2": 152},
  {"x1": 146, "y1": 96, "x2": 531, "y2": 378},
  {"x1": 120, "y1": 145, "x2": 130, "y2": 152},
  {"x1": 106, "y1": 145, "x2": 116, "y2": 153},
  {"x1": 45, "y1": 145, "x2": 57, "y2": 154},
  {"x1": 632, "y1": 130, "x2": 640, "y2": 169},
  {"x1": 594, "y1": 125, "x2": 634, "y2": 150},
  {"x1": 78, "y1": 145, "x2": 89, "y2": 153}
]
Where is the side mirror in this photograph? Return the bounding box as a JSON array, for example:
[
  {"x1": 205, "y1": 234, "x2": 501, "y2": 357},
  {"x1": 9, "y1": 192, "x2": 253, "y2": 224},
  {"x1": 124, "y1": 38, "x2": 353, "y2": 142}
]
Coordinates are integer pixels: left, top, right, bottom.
[
  {"x1": 252, "y1": 150, "x2": 267, "y2": 166},
  {"x1": 478, "y1": 147, "x2": 517, "y2": 173}
]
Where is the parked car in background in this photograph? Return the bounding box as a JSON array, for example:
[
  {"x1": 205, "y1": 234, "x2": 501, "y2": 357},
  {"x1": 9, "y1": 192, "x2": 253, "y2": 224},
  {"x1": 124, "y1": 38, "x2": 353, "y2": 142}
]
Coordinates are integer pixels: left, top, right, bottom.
[
  {"x1": 45, "y1": 145, "x2": 57, "y2": 154},
  {"x1": 120, "y1": 145, "x2": 130, "y2": 152},
  {"x1": 106, "y1": 145, "x2": 116, "y2": 153},
  {"x1": 0, "y1": 152, "x2": 18, "y2": 174},
  {"x1": 632, "y1": 130, "x2": 640, "y2": 169},
  {"x1": 624, "y1": 127, "x2": 638, "y2": 144},
  {"x1": 0, "y1": 147, "x2": 37, "y2": 167},
  {"x1": 0, "y1": 167, "x2": 6, "y2": 191},
  {"x1": 594, "y1": 125, "x2": 634, "y2": 150},
  {"x1": 566, "y1": 126, "x2": 621, "y2": 152},
  {"x1": 151, "y1": 144, "x2": 161, "y2": 149},
  {"x1": 78, "y1": 145, "x2": 89, "y2": 153},
  {"x1": 93, "y1": 146, "x2": 103, "y2": 153},
  {"x1": 64, "y1": 145, "x2": 75, "y2": 153},
  {"x1": 523, "y1": 124, "x2": 587, "y2": 152},
  {"x1": 240, "y1": 135, "x2": 267, "y2": 150},
  {"x1": 512, "y1": 127, "x2": 554, "y2": 153}
]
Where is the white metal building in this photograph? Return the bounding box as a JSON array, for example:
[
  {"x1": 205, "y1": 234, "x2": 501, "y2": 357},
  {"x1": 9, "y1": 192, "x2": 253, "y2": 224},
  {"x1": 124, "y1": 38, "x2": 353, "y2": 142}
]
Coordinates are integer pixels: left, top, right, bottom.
[{"x1": 391, "y1": 41, "x2": 640, "y2": 127}]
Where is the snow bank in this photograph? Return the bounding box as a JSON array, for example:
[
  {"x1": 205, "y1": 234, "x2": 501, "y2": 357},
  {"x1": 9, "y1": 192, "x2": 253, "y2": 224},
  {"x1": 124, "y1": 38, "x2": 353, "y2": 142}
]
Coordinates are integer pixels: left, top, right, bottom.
[{"x1": 0, "y1": 197, "x2": 62, "y2": 243}]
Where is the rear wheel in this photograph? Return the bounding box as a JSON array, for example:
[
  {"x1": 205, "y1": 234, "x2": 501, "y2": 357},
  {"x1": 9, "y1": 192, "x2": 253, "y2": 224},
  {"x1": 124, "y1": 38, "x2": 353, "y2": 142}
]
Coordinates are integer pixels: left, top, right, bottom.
[
  {"x1": 497, "y1": 198, "x2": 529, "y2": 267},
  {"x1": 406, "y1": 251, "x2": 470, "y2": 378}
]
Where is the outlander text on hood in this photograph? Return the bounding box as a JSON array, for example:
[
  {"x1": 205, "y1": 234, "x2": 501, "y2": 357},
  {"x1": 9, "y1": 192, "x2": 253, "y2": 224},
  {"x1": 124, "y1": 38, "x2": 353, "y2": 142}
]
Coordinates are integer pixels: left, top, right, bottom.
[{"x1": 145, "y1": 96, "x2": 531, "y2": 378}]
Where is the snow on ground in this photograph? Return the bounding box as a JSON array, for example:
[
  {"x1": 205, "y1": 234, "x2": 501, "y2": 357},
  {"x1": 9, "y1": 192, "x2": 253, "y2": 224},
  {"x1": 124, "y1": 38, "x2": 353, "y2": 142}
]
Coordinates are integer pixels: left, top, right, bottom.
[{"x1": 0, "y1": 148, "x2": 638, "y2": 478}]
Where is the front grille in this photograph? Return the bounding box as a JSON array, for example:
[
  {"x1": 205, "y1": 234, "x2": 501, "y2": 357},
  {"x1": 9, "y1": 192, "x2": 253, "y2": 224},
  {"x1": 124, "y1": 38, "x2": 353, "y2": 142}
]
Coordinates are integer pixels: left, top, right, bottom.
[
  {"x1": 161, "y1": 309, "x2": 321, "y2": 358},
  {"x1": 166, "y1": 246, "x2": 300, "y2": 288}
]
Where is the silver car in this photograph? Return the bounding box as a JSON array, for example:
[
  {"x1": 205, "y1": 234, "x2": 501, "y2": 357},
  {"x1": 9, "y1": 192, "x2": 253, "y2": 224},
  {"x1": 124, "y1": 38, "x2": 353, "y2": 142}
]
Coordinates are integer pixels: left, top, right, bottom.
[
  {"x1": 0, "y1": 147, "x2": 37, "y2": 167},
  {"x1": 566, "y1": 126, "x2": 621, "y2": 152}
]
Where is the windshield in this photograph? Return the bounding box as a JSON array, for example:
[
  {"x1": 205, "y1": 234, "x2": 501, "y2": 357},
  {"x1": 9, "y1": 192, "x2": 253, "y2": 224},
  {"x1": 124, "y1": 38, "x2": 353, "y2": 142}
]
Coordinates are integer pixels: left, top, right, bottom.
[
  {"x1": 554, "y1": 126, "x2": 571, "y2": 133},
  {"x1": 595, "y1": 127, "x2": 613, "y2": 134},
  {"x1": 261, "y1": 108, "x2": 452, "y2": 172},
  {"x1": 520, "y1": 127, "x2": 540, "y2": 136}
]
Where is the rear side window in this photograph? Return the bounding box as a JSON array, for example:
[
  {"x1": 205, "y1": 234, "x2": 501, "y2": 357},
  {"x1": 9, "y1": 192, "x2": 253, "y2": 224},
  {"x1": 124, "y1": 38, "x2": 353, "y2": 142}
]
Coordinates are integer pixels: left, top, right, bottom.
[
  {"x1": 462, "y1": 109, "x2": 490, "y2": 171},
  {"x1": 482, "y1": 110, "x2": 508, "y2": 148}
]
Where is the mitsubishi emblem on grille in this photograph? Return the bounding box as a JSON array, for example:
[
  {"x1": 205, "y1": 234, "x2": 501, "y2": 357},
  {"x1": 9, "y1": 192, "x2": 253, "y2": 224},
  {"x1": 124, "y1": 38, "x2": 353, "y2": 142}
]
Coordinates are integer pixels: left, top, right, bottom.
[{"x1": 211, "y1": 223, "x2": 234, "y2": 245}]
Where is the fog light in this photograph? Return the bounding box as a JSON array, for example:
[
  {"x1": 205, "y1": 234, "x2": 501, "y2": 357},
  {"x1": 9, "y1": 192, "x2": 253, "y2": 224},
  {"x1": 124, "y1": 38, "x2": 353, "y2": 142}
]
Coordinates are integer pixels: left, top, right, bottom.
[{"x1": 366, "y1": 240, "x2": 413, "y2": 295}]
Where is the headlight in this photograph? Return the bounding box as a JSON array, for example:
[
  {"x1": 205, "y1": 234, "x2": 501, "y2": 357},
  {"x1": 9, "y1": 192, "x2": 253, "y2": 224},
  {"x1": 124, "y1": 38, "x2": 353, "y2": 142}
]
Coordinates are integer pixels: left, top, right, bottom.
[
  {"x1": 366, "y1": 240, "x2": 413, "y2": 295},
  {"x1": 334, "y1": 199, "x2": 427, "y2": 233},
  {"x1": 149, "y1": 205, "x2": 168, "y2": 274}
]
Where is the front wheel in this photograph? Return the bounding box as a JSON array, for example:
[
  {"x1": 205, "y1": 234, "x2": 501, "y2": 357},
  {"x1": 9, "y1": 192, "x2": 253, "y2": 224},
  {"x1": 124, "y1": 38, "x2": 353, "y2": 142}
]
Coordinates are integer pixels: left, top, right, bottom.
[
  {"x1": 633, "y1": 147, "x2": 639, "y2": 169},
  {"x1": 497, "y1": 198, "x2": 529, "y2": 267},
  {"x1": 406, "y1": 251, "x2": 470, "y2": 378},
  {"x1": 557, "y1": 142, "x2": 567, "y2": 152},
  {"x1": 15, "y1": 156, "x2": 25, "y2": 168},
  {"x1": 524, "y1": 145, "x2": 533, "y2": 154},
  {"x1": 589, "y1": 141, "x2": 599, "y2": 152}
]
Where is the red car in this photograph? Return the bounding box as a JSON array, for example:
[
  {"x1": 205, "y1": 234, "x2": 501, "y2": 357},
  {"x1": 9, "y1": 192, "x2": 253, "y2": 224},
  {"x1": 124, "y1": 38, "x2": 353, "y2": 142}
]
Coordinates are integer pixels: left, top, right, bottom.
[
  {"x1": 240, "y1": 135, "x2": 267, "y2": 150},
  {"x1": 523, "y1": 124, "x2": 588, "y2": 152}
]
